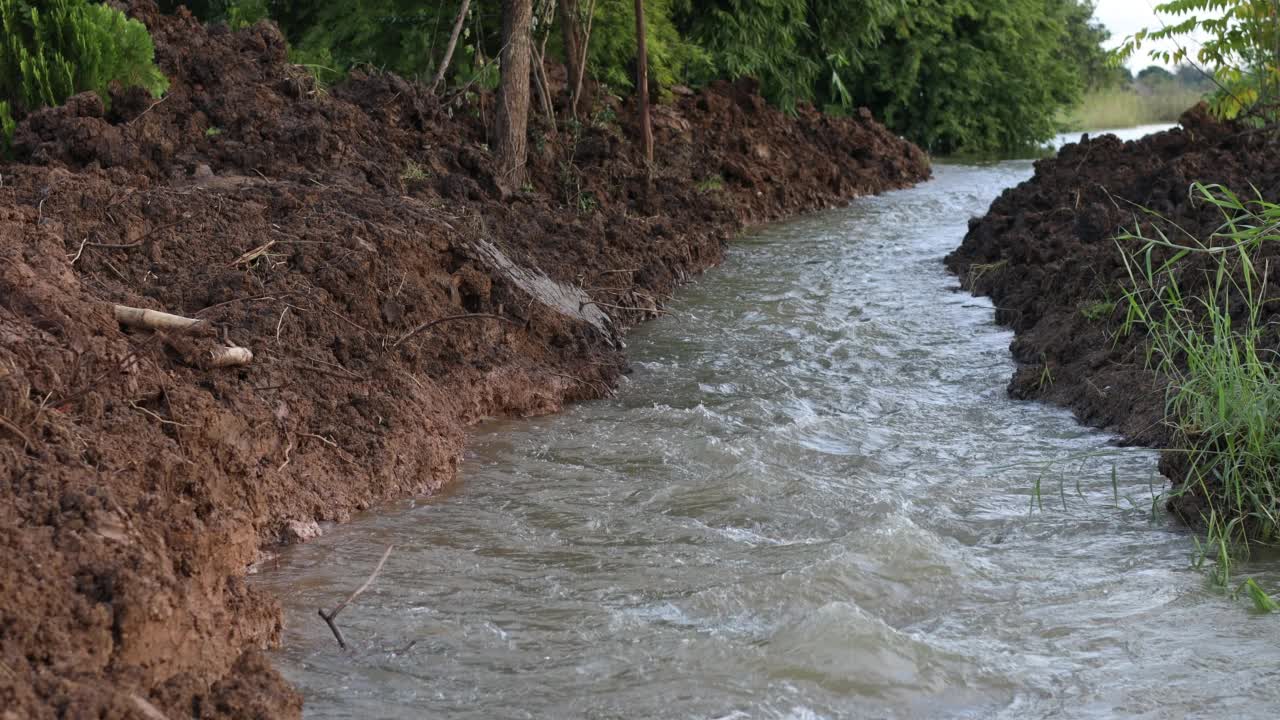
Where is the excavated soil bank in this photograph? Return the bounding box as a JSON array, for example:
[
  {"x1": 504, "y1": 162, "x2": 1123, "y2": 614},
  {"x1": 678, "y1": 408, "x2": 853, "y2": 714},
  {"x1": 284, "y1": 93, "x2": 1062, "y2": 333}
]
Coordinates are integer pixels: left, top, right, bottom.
[
  {"x1": 946, "y1": 107, "x2": 1280, "y2": 523},
  {"x1": 0, "y1": 2, "x2": 928, "y2": 717}
]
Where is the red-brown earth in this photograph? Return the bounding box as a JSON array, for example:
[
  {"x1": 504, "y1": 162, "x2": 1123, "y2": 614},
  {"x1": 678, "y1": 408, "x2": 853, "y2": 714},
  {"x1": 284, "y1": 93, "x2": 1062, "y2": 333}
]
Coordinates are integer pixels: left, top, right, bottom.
[{"x1": 0, "y1": 2, "x2": 929, "y2": 717}]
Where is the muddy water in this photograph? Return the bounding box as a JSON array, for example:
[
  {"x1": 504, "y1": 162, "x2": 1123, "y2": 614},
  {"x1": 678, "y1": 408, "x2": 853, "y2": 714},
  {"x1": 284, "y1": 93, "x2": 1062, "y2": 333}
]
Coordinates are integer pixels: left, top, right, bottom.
[{"x1": 257, "y1": 136, "x2": 1280, "y2": 719}]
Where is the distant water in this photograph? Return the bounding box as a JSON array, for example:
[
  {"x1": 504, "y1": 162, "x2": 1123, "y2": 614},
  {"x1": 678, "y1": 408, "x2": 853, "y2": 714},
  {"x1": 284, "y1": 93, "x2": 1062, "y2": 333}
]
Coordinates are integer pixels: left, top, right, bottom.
[{"x1": 1049, "y1": 123, "x2": 1175, "y2": 150}]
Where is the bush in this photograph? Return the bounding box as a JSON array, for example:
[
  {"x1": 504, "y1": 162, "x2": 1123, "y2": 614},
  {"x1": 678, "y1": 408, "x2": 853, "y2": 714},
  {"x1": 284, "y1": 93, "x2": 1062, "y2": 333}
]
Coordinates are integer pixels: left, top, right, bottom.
[
  {"x1": 0, "y1": 0, "x2": 169, "y2": 149},
  {"x1": 1118, "y1": 183, "x2": 1280, "y2": 578}
]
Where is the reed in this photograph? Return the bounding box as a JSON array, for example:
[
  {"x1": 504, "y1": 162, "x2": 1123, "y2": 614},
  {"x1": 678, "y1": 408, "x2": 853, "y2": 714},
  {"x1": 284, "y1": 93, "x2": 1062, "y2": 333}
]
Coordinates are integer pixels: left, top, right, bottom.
[
  {"x1": 1117, "y1": 183, "x2": 1280, "y2": 592},
  {"x1": 1062, "y1": 87, "x2": 1205, "y2": 132}
]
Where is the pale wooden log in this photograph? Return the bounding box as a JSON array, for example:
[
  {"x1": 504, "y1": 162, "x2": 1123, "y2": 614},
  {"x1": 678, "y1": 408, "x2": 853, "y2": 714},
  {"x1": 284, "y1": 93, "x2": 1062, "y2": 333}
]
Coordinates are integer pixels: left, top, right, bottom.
[
  {"x1": 113, "y1": 305, "x2": 204, "y2": 332},
  {"x1": 208, "y1": 346, "x2": 253, "y2": 368}
]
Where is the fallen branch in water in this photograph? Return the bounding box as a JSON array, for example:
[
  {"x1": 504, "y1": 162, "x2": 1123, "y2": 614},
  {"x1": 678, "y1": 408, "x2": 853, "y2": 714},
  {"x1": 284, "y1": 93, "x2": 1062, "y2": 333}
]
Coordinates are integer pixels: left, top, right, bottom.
[{"x1": 318, "y1": 544, "x2": 394, "y2": 649}]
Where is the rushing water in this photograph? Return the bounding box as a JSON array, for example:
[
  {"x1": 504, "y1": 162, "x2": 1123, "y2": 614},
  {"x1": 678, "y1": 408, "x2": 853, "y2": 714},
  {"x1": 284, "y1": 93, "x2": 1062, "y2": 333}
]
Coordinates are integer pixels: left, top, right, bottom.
[{"x1": 257, "y1": 135, "x2": 1280, "y2": 719}]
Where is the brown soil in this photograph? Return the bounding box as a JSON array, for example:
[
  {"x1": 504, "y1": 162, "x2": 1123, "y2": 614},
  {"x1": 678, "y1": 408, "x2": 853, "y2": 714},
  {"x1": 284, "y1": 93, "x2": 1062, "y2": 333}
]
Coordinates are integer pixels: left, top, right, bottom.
[
  {"x1": 945, "y1": 105, "x2": 1280, "y2": 522},
  {"x1": 0, "y1": 2, "x2": 929, "y2": 717}
]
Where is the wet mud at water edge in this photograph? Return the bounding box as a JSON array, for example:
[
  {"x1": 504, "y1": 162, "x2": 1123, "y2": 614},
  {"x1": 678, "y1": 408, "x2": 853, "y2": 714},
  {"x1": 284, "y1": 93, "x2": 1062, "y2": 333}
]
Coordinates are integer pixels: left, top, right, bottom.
[{"x1": 258, "y1": 155, "x2": 1280, "y2": 719}]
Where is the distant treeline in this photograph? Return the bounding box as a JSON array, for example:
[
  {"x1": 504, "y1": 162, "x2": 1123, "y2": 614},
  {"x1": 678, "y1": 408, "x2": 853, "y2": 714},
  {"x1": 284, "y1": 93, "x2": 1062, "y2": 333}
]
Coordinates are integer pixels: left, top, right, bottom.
[{"x1": 164, "y1": 0, "x2": 1114, "y2": 155}]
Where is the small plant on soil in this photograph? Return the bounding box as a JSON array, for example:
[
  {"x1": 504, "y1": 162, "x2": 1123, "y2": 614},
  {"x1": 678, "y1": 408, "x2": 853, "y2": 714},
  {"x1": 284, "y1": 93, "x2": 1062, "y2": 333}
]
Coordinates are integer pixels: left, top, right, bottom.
[
  {"x1": 400, "y1": 160, "x2": 430, "y2": 182},
  {"x1": 1117, "y1": 182, "x2": 1280, "y2": 586},
  {"x1": 591, "y1": 104, "x2": 618, "y2": 128},
  {"x1": 696, "y1": 175, "x2": 725, "y2": 193},
  {"x1": 205, "y1": 126, "x2": 223, "y2": 137},
  {"x1": 966, "y1": 259, "x2": 1007, "y2": 288},
  {"x1": 1035, "y1": 358, "x2": 1055, "y2": 391},
  {"x1": 1079, "y1": 299, "x2": 1116, "y2": 322},
  {"x1": 0, "y1": 0, "x2": 169, "y2": 150}
]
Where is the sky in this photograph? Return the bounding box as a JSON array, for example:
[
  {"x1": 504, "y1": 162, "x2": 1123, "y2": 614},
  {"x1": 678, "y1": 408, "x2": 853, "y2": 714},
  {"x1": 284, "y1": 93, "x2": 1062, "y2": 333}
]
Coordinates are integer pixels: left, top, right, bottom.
[{"x1": 1093, "y1": 0, "x2": 1214, "y2": 70}]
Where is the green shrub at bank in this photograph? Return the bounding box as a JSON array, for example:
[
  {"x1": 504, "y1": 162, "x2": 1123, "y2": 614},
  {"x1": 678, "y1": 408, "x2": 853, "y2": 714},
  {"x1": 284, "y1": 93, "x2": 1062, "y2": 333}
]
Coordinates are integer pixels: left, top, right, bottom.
[{"x1": 0, "y1": 0, "x2": 168, "y2": 150}]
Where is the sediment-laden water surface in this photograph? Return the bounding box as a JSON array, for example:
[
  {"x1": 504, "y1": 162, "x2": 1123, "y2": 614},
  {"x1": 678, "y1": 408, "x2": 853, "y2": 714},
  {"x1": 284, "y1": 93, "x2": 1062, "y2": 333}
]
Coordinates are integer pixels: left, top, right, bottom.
[{"x1": 256, "y1": 145, "x2": 1280, "y2": 719}]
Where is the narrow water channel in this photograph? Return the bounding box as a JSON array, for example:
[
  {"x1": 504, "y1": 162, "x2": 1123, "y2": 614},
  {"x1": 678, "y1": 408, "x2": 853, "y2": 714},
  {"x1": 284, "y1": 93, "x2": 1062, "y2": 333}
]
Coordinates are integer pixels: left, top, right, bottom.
[{"x1": 256, "y1": 138, "x2": 1280, "y2": 719}]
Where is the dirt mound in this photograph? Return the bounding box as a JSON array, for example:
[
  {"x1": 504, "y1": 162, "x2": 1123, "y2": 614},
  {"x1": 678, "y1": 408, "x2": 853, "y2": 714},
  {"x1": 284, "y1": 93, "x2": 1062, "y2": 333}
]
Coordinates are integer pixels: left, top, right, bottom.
[
  {"x1": 0, "y1": 2, "x2": 928, "y2": 717},
  {"x1": 945, "y1": 105, "x2": 1280, "y2": 516}
]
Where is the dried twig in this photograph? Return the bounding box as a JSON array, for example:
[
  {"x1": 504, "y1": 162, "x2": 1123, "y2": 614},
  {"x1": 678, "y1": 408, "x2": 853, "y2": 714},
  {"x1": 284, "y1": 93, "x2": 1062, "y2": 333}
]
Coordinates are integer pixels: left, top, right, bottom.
[
  {"x1": 391, "y1": 313, "x2": 518, "y2": 348},
  {"x1": 274, "y1": 307, "x2": 290, "y2": 344},
  {"x1": 277, "y1": 435, "x2": 293, "y2": 472},
  {"x1": 194, "y1": 293, "x2": 284, "y2": 317},
  {"x1": 128, "y1": 400, "x2": 192, "y2": 428},
  {"x1": 300, "y1": 432, "x2": 338, "y2": 447},
  {"x1": 230, "y1": 239, "x2": 278, "y2": 267},
  {"x1": 318, "y1": 545, "x2": 394, "y2": 649},
  {"x1": 128, "y1": 94, "x2": 169, "y2": 125},
  {"x1": 0, "y1": 414, "x2": 35, "y2": 451},
  {"x1": 69, "y1": 237, "x2": 90, "y2": 264}
]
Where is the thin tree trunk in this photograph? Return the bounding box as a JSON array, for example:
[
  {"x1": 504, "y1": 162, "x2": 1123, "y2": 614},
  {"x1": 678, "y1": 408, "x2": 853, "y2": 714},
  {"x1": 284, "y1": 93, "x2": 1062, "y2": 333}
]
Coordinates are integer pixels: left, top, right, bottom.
[
  {"x1": 533, "y1": 31, "x2": 555, "y2": 125},
  {"x1": 495, "y1": 0, "x2": 533, "y2": 194},
  {"x1": 430, "y1": 0, "x2": 472, "y2": 93},
  {"x1": 634, "y1": 0, "x2": 653, "y2": 167},
  {"x1": 558, "y1": 0, "x2": 582, "y2": 111},
  {"x1": 559, "y1": 0, "x2": 596, "y2": 118},
  {"x1": 575, "y1": 0, "x2": 597, "y2": 116}
]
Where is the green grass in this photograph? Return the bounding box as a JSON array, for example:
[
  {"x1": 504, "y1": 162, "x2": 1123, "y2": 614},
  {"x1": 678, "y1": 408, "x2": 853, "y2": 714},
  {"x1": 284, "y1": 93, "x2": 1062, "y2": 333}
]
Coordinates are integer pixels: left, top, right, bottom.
[
  {"x1": 400, "y1": 160, "x2": 430, "y2": 182},
  {"x1": 1062, "y1": 87, "x2": 1206, "y2": 132},
  {"x1": 966, "y1": 259, "x2": 1007, "y2": 287},
  {"x1": 1117, "y1": 183, "x2": 1280, "y2": 590},
  {"x1": 696, "y1": 175, "x2": 724, "y2": 193},
  {"x1": 1079, "y1": 300, "x2": 1116, "y2": 322}
]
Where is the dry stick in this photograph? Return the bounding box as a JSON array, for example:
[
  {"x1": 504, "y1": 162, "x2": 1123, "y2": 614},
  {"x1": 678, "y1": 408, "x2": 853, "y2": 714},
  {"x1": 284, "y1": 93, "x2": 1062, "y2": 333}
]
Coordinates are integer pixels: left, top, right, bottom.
[
  {"x1": 318, "y1": 545, "x2": 394, "y2": 649},
  {"x1": 127, "y1": 94, "x2": 169, "y2": 125},
  {"x1": 194, "y1": 292, "x2": 285, "y2": 317},
  {"x1": 128, "y1": 400, "x2": 192, "y2": 428},
  {"x1": 275, "y1": 306, "x2": 290, "y2": 344},
  {"x1": 0, "y1": 414, "x2": 35, "y2": 451},
  {"x1": 391, "y1": 313, "x2": 519, "y2": 349},
  {"x1": 430, "y1": 0, "x2": 472, "y2": 94},
  {"x1": 68, "y1": 237, "x2": 90, "y2": 264}
]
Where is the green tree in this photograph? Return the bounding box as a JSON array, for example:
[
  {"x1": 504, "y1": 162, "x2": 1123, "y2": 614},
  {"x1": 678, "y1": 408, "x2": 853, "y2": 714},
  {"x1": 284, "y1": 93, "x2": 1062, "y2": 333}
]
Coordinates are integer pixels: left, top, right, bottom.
[
  {"x1": 675, "y1": 0, "x2": 899, "y2": 110},
  {"x1": 1117, "y1": 0, "x2": 1280, "y2": 118},
  {"x1": 1137, "y1": 64, "x2": 1175, "y2": 86},
  {"x1": 0, "y1": 0, "x2": 169, "y2": 149},
  {"x1": 847, "y1": 0, "x2": 1094, "y2": 154}
]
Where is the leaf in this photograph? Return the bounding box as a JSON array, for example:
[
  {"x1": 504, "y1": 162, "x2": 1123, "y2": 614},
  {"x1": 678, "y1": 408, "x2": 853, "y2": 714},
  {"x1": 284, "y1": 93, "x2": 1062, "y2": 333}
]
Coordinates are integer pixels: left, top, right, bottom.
[{"x1": 1241, "y1": 578, "x2": 1280, "y2": 612}]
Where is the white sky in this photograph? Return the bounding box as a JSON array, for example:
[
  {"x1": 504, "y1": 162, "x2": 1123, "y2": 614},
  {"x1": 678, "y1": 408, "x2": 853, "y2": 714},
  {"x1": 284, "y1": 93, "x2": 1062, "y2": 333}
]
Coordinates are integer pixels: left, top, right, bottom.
[{"x1": 1093, "y1": 0, "x2": 1215, "y2": 70}]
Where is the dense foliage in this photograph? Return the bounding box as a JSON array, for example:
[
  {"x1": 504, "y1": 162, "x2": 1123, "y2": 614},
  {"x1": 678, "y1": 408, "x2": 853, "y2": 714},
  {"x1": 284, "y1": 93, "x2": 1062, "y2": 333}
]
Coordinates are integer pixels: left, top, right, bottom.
[
  {"x1": 0, "y1": 0, "x2": 168, "y2": 149},
  {"x1": 846, "y1": 0, "x2": 1101, "y2": 153},
  {"x1": 104, "y1": 0, "x2": 1113, "y2": 154}
]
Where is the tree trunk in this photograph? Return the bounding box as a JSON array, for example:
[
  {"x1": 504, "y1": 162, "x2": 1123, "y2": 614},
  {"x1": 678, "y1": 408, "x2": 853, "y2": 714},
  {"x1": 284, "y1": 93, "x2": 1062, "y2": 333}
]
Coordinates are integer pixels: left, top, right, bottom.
[
  {"x1": 430, "y1": 0, "x2": 472, "y2": 94},
  {"x1": 558, "y1": 0, "x2": 582, "y2": 111},
  {"x1": 634, "y1": 0, "x2": 653, "y2": 167},
  {"x1": 494, "y1": 0, "x2": 533, "y2": 194}
]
